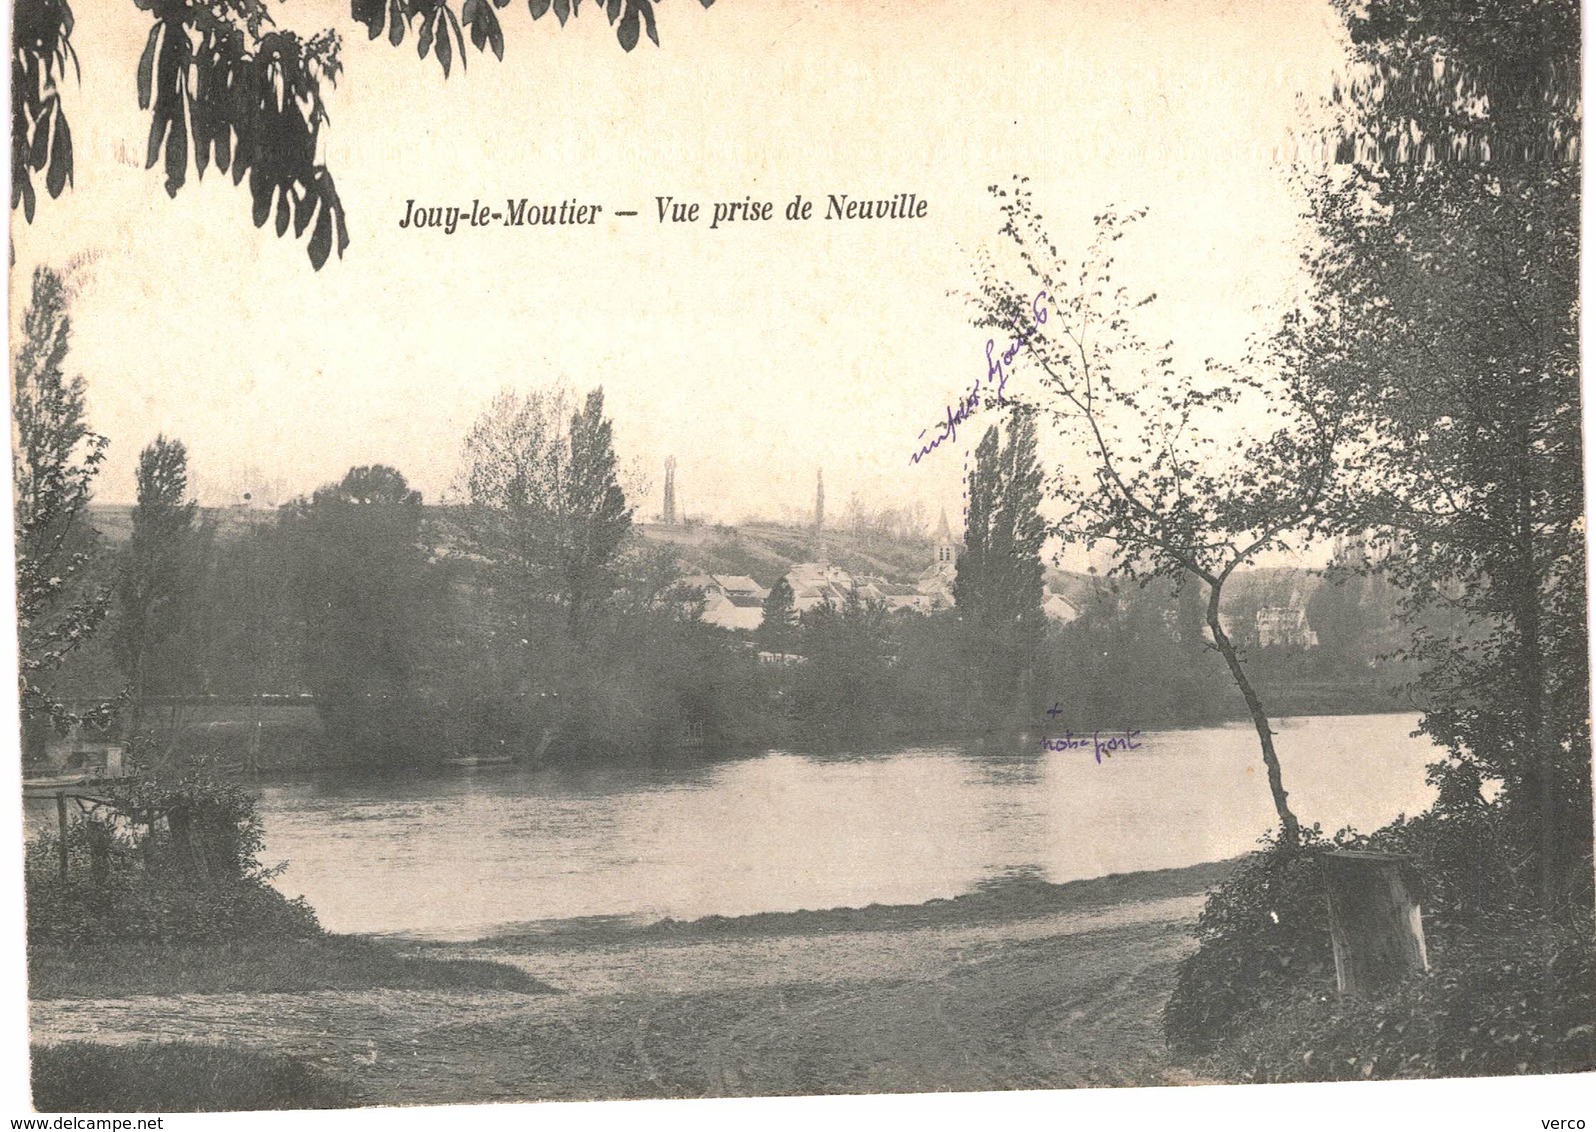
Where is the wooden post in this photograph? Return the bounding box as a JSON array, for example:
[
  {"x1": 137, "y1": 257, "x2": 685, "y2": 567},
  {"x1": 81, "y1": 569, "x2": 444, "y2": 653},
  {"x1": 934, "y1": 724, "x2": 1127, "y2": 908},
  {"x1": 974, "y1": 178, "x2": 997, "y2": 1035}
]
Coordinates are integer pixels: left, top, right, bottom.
[
  {"x1": 86, "y1": 818, "x2": 111, "y2": 889},
  {"x1": 55, "y1": 791, "x2": 69, "y2": 883},
  {"x1": 1323, "y1": 850, "x2": 1429, "y2": 997}
]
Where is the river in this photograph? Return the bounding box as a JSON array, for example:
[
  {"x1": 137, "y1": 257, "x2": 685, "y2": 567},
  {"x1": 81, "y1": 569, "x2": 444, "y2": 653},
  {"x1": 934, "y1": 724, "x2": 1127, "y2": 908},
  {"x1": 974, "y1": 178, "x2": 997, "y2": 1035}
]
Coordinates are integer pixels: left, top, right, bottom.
[{"x1": 250, "y1": 712, "x2": 1440, "y2": 941}]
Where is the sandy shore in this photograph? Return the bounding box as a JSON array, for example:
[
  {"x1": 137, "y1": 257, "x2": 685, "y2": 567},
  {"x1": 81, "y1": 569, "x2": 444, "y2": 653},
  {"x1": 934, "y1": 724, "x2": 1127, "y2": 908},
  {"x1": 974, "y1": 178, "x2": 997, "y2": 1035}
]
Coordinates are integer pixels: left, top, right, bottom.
[{"x1": 30, "y1": 860, "x2": 1232, "y2": 1104}]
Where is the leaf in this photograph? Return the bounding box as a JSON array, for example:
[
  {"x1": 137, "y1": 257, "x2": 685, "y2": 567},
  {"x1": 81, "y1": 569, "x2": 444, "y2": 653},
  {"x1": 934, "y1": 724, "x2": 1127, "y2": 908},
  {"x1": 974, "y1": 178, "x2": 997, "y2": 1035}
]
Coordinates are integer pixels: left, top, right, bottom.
[
  {"x1": 638, "y1": 0, "x2": 657, "y2": 46},
  {"x1": 464, "y1": 0, "x2": 503, "y2": 58},
  {"x1": 352, "y1": 0, "x2": 386, "y2": 39},
  {"x1": 389, "y1": 0, "x2": 406, "y2": 45},
  {"x1": 137, "y1": 26, "x2": 160, "y2": 109},
  {"x1": 436, "y1": 18, "x2": 453, "y2": 75},
  {"x1": 417, "y1": 12, "x2": 435, "y2": 59},
  {"x1": 31, "y1": 104, "x2": 53, "y2": 170},
  {"x1": 250, "y1": 168, "x2": 271, "y2": 228},
  {"x1": 45, "y1": 115, "x2": 71, "y2": 198},
  {"x1": 293, "y1": 189, "x2": 313, "y2": 237},
  {"x1": 143, "y1": 102, "x2": 169, "y2": 173},
  {"x1": 192, "y1": 99, "x2": 211, "y2": 178},
  {"x1": 616, "y1": 6, "x2": 639, "y2": 51},
  {"x1": 308, "y1": 206, "x2": 333, "y2": 270},
  {"x1": 274, "y1": 186, "x2": 291, "y2": 237},
  {"x1": 164, "y1": 96, "x2": 187, "y2": 197},
  {"x1": 553, "y1": 0, "x2": 570, "y2": 25},
  {"x1": 528, "y1": 0, "x2": 550, "y2": 17}
]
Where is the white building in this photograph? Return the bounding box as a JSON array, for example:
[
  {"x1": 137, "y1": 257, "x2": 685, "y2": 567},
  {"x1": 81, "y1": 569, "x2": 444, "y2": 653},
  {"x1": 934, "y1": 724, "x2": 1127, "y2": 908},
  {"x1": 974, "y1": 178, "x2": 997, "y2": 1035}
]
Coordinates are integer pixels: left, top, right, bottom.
[
  {"x1": 784, "y1": 561, "x2": 857, "y2": 613},
  {"x1": 1257, "y1": 605, "x2": 1319, "y2": 649},
  {"x1": 682, "y1": 574, "x2": 770, "y2": 632},
  {"x1": 858, "y1": 577, "x2": 934, "y2": 614},
  {"x1": 1043, "y1": 592, "x2": 1081, "y2": 625}
]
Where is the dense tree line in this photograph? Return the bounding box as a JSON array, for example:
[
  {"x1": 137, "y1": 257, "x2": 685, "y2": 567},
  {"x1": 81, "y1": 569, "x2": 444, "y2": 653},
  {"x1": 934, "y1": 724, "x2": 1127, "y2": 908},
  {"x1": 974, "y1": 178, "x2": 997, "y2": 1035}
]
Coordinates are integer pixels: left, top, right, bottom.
[{"x1": 14, "y1": 270, "x2": 1414, "y2": 775}]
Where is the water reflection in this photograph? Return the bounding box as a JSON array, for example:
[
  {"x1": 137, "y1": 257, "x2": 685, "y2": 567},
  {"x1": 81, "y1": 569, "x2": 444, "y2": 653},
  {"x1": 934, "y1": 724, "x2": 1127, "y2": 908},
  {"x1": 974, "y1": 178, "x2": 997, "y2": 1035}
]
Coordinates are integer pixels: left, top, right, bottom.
[{"x1": 251, "y1": 712, "x2": 1437, "y2": 940}]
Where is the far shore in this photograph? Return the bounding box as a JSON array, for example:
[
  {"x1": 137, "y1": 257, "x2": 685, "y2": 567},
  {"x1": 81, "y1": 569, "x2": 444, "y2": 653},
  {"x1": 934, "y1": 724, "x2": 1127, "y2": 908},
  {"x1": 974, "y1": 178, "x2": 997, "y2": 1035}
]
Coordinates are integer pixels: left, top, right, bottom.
[{"x1": 24, "y1": 702, "x2": 1418, "y2": 781}]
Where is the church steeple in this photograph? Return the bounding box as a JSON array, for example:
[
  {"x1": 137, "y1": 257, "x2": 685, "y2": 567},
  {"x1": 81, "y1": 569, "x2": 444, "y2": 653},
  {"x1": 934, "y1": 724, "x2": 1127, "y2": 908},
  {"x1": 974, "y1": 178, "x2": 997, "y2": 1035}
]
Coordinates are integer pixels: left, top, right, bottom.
[{"x1": 934, "y1": 507, "x2": 955, "y2": 568}]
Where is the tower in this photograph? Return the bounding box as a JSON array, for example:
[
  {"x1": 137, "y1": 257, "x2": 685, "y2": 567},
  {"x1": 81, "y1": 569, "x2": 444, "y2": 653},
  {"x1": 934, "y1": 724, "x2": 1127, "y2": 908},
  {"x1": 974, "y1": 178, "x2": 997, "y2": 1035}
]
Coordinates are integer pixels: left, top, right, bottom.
[
  {"x1": 662, "y1": 457, "x2": 677, "y2": 525},
  {"x1": 934, "y1": 507, "x2": 955, "y2": 569},
  {"x1": 814, "y1": 468, "x2": 827, "y2": 563}
]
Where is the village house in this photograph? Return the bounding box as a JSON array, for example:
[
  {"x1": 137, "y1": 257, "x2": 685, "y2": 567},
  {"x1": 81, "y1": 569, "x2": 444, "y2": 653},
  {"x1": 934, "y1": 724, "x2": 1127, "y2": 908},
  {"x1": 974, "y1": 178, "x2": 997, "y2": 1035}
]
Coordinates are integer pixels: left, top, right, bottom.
[
  {"x1": 1043, "y1": 592, "x2": 1081, "y2": 625},
  {"x1": 772, "y1": 507, "x2": 1081, "y2": 626},
  {"x1": 858, "y1": 577, "x2": 933, "y2": 614},
  {"x1": 1256, "y1": 605, "x2": 1319, "y2": 649},
  {"x1": 681, "y1": 573, "x2": 770, "y2": 632},
  {"x1": 784, "y1": 560, "x2": 857, "y2": 614}
]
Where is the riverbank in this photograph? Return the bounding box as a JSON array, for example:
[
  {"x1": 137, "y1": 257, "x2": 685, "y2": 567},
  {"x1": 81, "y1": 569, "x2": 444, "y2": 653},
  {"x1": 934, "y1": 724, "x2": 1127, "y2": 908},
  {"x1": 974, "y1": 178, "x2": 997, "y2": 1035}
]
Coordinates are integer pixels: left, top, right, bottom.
[
  {"x1": 28, "y1": 935, "x2": 552, "y2": 1001},
  {"x1": 30, "y1": 859, "x2": 1234, "y2": 1109}
]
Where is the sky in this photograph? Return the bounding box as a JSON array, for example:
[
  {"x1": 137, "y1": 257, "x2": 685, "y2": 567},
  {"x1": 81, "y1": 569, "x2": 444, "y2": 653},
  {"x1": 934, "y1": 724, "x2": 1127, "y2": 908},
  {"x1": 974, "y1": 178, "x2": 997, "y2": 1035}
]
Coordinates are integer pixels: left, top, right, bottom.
[{"x1": 9, "y1": 0, "x2": 1350, "y2": 536}]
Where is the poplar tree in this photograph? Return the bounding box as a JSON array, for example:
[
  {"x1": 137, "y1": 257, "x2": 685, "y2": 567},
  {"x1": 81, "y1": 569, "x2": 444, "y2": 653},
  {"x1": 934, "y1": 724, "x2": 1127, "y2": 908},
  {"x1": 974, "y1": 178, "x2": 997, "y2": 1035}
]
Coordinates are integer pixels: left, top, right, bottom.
[
  {"x1": 114, "y1": 435, "x2": 201, "y2": 743},
  {"x1": 954, "y1": 415, "x2": 1046, "y2": 722},
  {"x1": 12, "y1": 265, "x2": 115, "y2": 762}
]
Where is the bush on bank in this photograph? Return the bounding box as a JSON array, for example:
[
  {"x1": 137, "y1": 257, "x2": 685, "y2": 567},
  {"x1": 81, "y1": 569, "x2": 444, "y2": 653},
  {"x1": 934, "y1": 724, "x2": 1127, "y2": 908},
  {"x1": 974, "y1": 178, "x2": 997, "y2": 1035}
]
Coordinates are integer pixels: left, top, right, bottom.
[
  {"x1": 25, "y1": 766, "x2": 320, "y2": 947},
  {"x1": 1164, "y1": 794, "x2": 1596, "y2": 1081},
  {"x1": 1209, "y1": 911, "x2": 1594, "y2": 1082}
]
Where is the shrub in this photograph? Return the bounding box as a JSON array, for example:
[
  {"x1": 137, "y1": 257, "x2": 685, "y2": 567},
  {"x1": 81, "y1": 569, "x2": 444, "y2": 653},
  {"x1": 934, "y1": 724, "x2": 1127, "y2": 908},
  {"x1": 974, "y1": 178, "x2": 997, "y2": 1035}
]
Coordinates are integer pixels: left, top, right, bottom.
[
  {"x1": 25, "y1": 765, "x2": 321, "y2": 946},
  {"x1": 1210, "y1": 911, "x2": 1595, "y2": 1082},
  {"x1": 1165, "y1": 786, "x2": 1596, "y2": 1081},
  {"x1": 1163, "y1": 826, "x2": 1338, "y2": 1052}
]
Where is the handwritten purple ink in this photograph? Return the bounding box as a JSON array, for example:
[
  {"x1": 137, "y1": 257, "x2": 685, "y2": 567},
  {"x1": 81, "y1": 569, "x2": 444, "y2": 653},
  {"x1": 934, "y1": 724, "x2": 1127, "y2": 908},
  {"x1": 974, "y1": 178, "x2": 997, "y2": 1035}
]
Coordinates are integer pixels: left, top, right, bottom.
[
  {"x1": 909, "y1": 290, "x2": 1050, "y2": 466},
  {"x1": 1040, "y1": 724, "x2": 1143, "y2": 763}
]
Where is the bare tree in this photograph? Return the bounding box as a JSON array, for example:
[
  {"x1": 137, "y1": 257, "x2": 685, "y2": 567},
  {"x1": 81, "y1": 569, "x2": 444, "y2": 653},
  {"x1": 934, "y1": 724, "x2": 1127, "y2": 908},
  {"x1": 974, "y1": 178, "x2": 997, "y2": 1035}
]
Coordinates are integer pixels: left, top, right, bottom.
[{"x1": 970, "y1": 181, "x2": 1354, "y2": 846}]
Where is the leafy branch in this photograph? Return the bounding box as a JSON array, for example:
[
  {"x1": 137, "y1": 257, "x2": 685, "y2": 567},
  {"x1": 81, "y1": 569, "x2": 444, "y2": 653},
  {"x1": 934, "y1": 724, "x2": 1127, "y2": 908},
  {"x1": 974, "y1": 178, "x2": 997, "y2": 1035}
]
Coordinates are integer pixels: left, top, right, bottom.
[
  {"x1": 13, "y1": 0, "x2": 715, "y2": 267},
  {"x1": 968, "y1": 176, "x2": 1360, "y2": 844}
]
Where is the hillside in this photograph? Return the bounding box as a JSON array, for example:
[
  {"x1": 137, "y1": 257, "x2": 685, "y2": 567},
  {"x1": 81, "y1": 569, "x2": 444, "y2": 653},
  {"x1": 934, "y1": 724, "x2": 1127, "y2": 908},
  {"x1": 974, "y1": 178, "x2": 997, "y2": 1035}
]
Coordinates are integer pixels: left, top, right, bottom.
[
  {"x1": 88, "y1": 505, "x2": 1401, "y2": 633},
  {"x1": 88, "y1": 503, "x2": 275, "y2": 545},
  {"x1": 636, "y1": 521, "x2": 938, "y2": 588}
]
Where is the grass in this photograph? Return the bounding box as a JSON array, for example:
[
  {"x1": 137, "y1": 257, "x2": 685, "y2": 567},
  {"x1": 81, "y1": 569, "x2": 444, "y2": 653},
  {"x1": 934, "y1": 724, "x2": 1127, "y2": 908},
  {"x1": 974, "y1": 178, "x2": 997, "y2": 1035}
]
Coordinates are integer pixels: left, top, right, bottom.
[
  {"x1": 29, "y1": 934, "x2": 553, "y2": 999},
  {"x1": 31, "y1": 1041, "x2": 359, "y2": 1112}
]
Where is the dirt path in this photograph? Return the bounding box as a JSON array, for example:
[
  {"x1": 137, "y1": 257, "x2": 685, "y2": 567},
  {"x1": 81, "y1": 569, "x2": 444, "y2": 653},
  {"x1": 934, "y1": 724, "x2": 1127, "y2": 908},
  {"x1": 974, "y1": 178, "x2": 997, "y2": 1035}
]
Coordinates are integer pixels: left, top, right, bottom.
[{"x1": 30, "y1": 893, "x2": 1207, "y2": 1104}]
